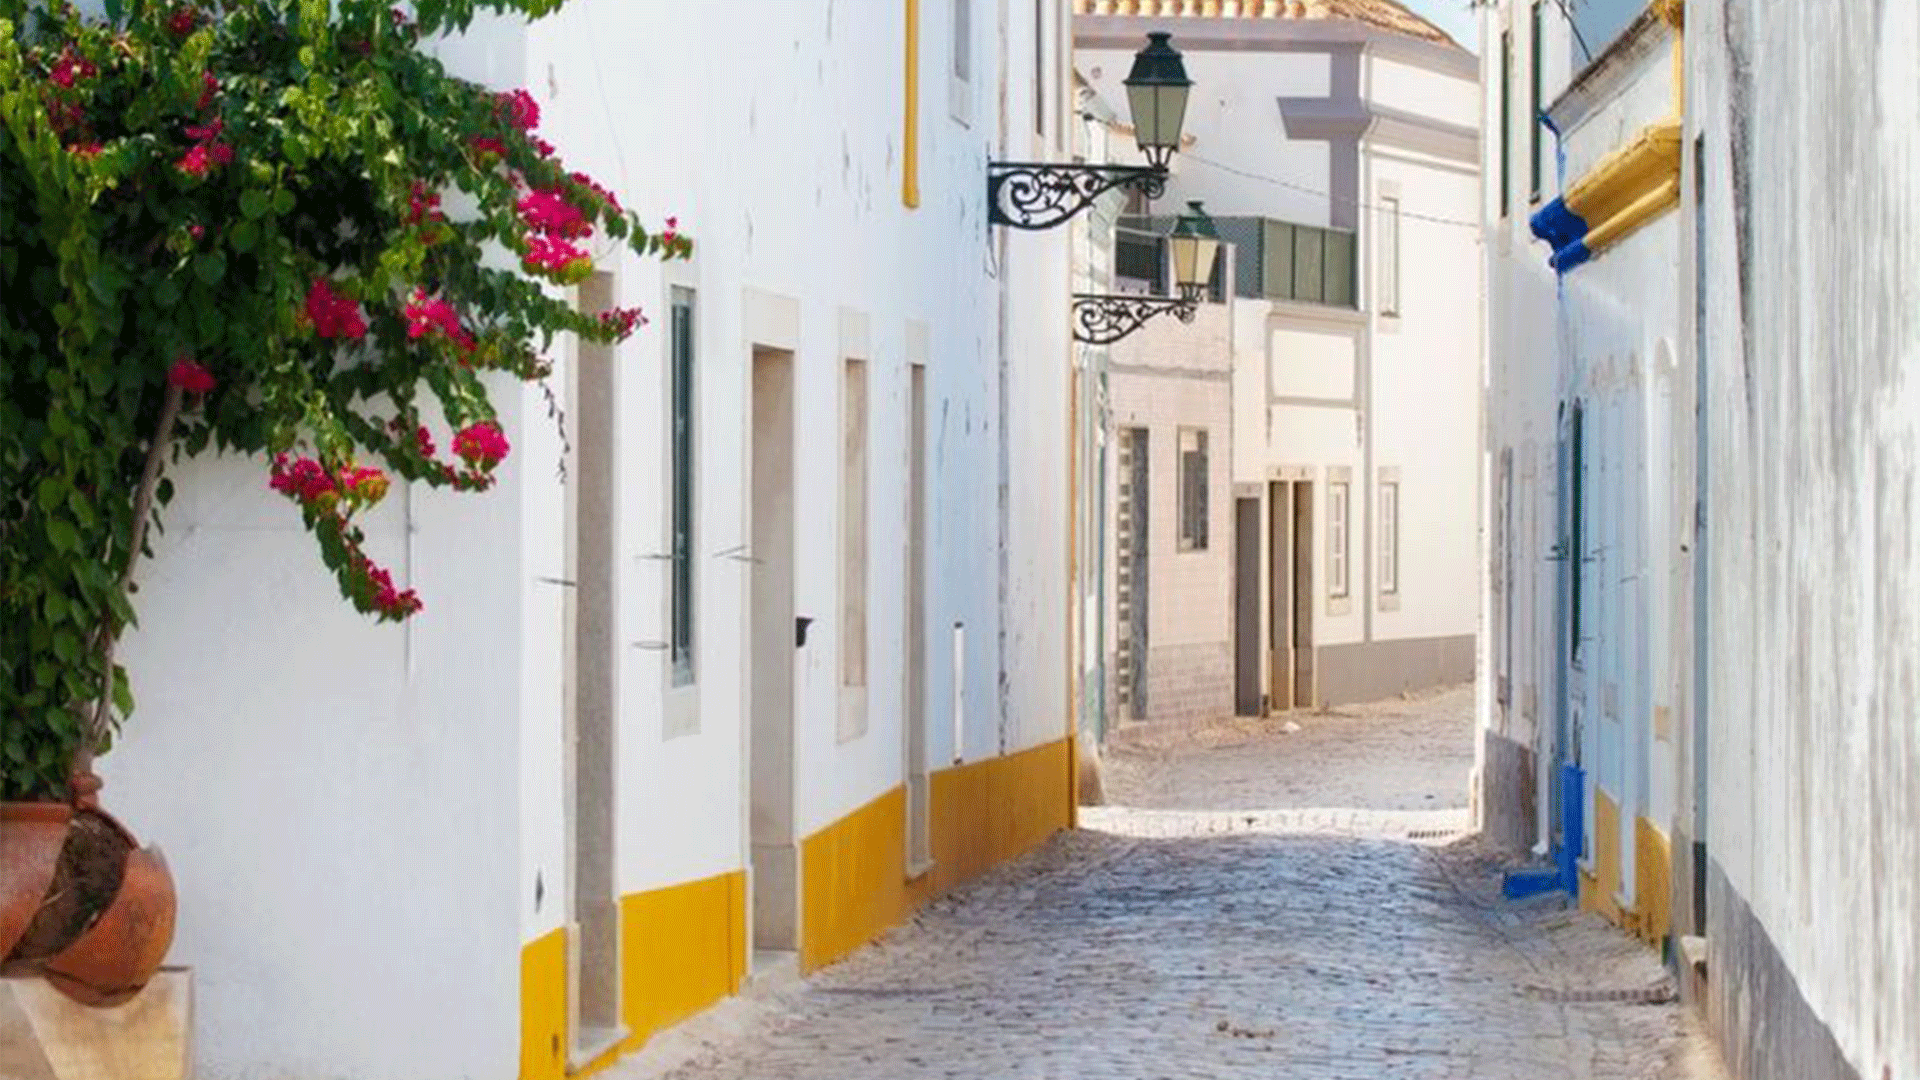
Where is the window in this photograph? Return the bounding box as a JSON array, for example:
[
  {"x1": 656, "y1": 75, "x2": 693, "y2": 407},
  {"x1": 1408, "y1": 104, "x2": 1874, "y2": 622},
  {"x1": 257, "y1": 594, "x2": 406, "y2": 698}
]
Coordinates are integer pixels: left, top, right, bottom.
[
  {"x1": 841, "y1": 359, "x2": 869, "y2": 691},
  {"x1": 1177, "y1": 428, "x2": 1209, "y2": 551},
  {"x1": 1328, "y1": 481, "x2": 1350, "y2": 598},
  {"x1": 1499, "y1": 30, "x2": 1512, "y2": 218},
  {"x1": 669, "y1": 288, "x2": 696, "y2": 687},
  {"x1": 1530, "y1": 1, "x2": 1545, "y2": 201},
  {"x1": 1378, "y1": 480, "x2": 1400, "y2": 595},
  {"x1": 1378, "y1": 195, "x2": 1402, "y2": 317},
  {"x1": 1257, "y1": 219, "x2": 1357, "y2": 307}
]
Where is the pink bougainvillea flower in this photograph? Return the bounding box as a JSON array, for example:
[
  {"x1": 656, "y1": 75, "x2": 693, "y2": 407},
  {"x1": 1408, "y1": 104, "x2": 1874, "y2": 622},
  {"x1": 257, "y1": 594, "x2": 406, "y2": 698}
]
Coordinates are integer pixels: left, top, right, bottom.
[
  {"x1": 660, "y1": 215, "x2": 680, "y2": 245},
  {"x1": 452, "y1": 421, "x2": 510, "y2": 467},
  {"x1": 469, "y1": 136, "x2": 507, "y2": 158},
  {"x1": 306, "y1": 278, "x2": 368, "y2": 340},
  {"x1": 599, "y1": 306, "x2": 647, "y2": 339},
  {"x1": 69, "y1": 141, "x2": 104, "y2": 158},
  {"x1": 197, "y1": 70, "x2": 219, "y2": 111},
  {"x1": 497, "y1": 88, "x2": 540, "y2": 132},
  {"x1": 531, "y1": 137, "x2": 556, "y2": 159},
  {"x1": 48, "y1": 48, "x2": 95, "y2": 89},
  {"x1": 338, "y1": 465, "x2": 390, "y2": 505},
  {"x1": 405, "y1": 290, "x2": 476, "y2": 352},
  {"x1": 177, "y1": 143, "x2": 213, "y2": 176},
  {"x1": 168, "y1": 6, "x2": 199, "y2": 36},
  {"x1": 517, "y1": 188, "x2": 589, "y2": 238},
  {"x1": 568, "y1": 171, "x2": 621, "y2": 213},
  {"x1": 406, "y1": 181, "x2": 444, "y2": 226},
  {"x1": 270, "y1": 455, "x2": 338, "y2": 507},
  {"x1": 521, "y1": 233, "x2": 590, "y2": 277},
  {"x1": 184, "y1": 117, "x2": 223, "y2": 142},
  {"x1": 167, "y1": 357, "x2": 217, "y2": 393},
  {"x1": 188, "y1": 224, "x2": 205, "y2": 239}
]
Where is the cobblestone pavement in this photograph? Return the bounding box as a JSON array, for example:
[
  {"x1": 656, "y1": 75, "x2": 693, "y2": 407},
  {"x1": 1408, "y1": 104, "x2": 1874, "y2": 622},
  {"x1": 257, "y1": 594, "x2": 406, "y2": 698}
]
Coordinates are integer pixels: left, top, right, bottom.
[{"x1": 618, "y1": 685, "x2": 1727, "y2": 1080}]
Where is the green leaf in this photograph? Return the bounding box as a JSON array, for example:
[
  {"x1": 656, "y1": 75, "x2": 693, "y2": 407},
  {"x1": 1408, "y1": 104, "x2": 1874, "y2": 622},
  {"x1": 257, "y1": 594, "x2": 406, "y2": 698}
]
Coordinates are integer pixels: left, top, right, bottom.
[
  {"x1": 241, "y1": 190, "x2": 270, "y2": 219},
  {"x1": 196, "y1": 252, "x2": 226, "y2": 285},
  {"x1": 111, "y1": 666, "x2": 134, "y2": 718},
  {"x1": 273, "y1": 189, "x2": 296, "y2": 214},
  {"x1": 232, "y1": 221, "x2": 259, "y2": 252},
  {"x1": 37, "y1": 477, "x2": 64, "y2": 512},
  {"x1": 46, "y1": 517, "x2": 79, "y2": 554}
]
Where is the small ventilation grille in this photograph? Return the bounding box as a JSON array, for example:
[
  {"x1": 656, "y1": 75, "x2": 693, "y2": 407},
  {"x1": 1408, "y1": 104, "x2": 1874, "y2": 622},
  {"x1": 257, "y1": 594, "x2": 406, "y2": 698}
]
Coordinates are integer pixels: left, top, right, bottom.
[{"x1": 1524, "y1": 981, "x2": 1677, "y2": 1005}]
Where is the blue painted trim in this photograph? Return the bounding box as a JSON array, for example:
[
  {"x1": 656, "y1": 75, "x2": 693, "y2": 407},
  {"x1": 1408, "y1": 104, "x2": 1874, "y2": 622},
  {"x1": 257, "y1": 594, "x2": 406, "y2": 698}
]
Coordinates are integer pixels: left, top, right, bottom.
[
  {"x1": 1529, "y1": 197, "x2": 1586, "y2": 250},
  {"x1": 1550, "y1": 240, "x2": 1592, "y2": 272},
  {"x1": 1500, "y1": 762, "x2": 1588, "y2": 901}
]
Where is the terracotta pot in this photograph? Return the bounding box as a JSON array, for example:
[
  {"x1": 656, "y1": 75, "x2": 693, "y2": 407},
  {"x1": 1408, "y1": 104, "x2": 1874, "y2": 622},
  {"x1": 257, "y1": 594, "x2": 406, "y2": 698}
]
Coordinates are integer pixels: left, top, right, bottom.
[
  {"x1": 41, "y1": 839, "x2": 177, "y2": 1008},
  {"x1": 0, "y1": 803, "x2": 71, "y2": 964}
]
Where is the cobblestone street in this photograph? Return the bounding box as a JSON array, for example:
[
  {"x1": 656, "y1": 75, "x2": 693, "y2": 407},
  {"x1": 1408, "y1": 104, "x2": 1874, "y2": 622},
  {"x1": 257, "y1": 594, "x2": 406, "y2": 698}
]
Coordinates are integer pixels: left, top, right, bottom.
[{"x1": 616, "y1": 687, "x2": 1726, "y2": 1080}]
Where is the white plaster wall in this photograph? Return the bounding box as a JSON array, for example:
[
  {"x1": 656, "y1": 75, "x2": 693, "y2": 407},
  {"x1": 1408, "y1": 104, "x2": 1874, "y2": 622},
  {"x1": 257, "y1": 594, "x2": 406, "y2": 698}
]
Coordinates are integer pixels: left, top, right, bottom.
[
  {"x1": 103, "y1": 1, "x2": 1076, "y2": 1076},
  {"x1": 1693, "y1": 1, "x2": 1920, "y2": 1075},
  {"x1": 1371, "y1": 56, "x2": 1478, "y2": 128},
  {"x1": 1365, "y1": 146, "x2": 1481, "y2": 644},
  {"x1": 1079, "y1": 41, "x2": 1335, "y2": 225}
]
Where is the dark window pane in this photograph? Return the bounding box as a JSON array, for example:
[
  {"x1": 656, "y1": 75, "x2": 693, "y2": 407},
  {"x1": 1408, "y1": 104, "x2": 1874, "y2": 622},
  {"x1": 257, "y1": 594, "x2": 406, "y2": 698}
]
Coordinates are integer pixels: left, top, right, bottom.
[
  {"x1": 1294, "y1": 227, "x2": 1325, "y2": 304},
  {"x1": 1323, "y1": 229, "x2": 1355, "y2": 308}
]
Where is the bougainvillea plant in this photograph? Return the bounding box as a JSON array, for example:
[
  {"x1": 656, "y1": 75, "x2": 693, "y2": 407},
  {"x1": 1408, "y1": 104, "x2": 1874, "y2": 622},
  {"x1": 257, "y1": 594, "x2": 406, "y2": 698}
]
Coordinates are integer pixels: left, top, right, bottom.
[{"x1": 0, "y1": 0, "x2": 690, "y2": 799}]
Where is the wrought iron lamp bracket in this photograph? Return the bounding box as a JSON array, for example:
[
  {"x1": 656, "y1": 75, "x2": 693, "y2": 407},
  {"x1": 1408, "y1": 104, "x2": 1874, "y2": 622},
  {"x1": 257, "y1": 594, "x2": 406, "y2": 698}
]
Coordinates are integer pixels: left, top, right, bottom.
[
  {"x1": 987, "y1": 162, "x2": 1168, "y2": 230},
  {"x1": 1071, "y1": 293, "x2": 1198, "y2": 345}
]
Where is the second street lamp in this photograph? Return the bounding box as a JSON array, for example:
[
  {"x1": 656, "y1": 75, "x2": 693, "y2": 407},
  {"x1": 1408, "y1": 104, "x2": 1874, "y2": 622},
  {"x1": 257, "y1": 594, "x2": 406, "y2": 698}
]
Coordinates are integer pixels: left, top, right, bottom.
[
  {"x1": 1072, "y1": 201, "x2": 1220, "y2": 346},
  {"x1": 987, "y1": 33, "x2": 1193, "y2": 230}
]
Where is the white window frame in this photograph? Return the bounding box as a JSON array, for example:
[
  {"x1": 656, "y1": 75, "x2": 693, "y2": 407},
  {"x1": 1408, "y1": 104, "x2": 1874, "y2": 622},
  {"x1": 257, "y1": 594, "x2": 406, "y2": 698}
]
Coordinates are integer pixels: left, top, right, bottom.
[
  {"x1": 949, "y1": 0, "x2": 973, "y2": 126},
  {"x1": 1177, "y1": 427, "x2": 1209, "y2": 552},
  {"x1": 1378, "y1": 193, "x2": 1402, "y2": 318},
  {"x1": 1328, "y1": 480, "x2": 1350, "y2": 599},
  {"x1": 1378, "y1": 476, "x2": 1401, "y2": 600}
]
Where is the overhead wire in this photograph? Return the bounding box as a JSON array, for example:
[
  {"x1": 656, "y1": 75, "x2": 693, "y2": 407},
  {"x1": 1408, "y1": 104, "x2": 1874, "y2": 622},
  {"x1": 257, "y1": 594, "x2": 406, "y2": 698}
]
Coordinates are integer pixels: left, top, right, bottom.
[{"x1": 1180, "y1": 151, "x2": 1487, "y2": 231}]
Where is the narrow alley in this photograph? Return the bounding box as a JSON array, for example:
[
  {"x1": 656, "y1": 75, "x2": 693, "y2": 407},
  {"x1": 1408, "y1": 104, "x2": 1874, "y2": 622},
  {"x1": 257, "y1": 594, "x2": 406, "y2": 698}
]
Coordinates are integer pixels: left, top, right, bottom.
[{"x1": 612, "y1": 688, "x2": 1723, "y2": 1080}]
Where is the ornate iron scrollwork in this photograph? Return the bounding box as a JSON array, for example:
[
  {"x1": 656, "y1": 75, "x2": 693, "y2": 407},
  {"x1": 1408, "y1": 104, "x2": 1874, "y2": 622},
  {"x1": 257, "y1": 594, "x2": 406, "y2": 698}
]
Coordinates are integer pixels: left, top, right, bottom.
[
  {"x1": 987, "y1": 163, "x2": 1167, "y2": 230},
  {"x1": 1070, "y1": 293, "x2": 1197, "y2": 346}
]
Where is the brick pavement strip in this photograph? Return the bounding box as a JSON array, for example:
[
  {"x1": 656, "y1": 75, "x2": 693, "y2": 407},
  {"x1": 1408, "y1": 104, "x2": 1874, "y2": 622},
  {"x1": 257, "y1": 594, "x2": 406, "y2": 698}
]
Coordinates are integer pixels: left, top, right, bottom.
[{"x1": 613, "y1": 690, "x2": 1724, "y2": 1080}]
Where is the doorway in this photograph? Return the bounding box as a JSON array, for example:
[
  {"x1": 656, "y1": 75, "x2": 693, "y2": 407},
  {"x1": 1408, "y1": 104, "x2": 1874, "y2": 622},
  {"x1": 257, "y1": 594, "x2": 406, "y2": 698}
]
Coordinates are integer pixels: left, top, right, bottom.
[
  {"x1": 1233, "y1": 497, "x2": 1261, "y2": 715},
  {"x1": 748, "y1": 347, "x2": 798, "y2": 965},
  {"x1": 1290, "y1": 482, "x2": 1316, "y2": 708},
  {"x1": 904, "y1": 363, "x2": 931, "y2": 873},
  {"x1": 565, "y1": 274, "x2": 620, "y2": 1060},
  {"x1": 1116, "y1": 428, "x2": 1150, "y2": 719},
  {"x1": 1265, "y1": 480, "x2": 1315, "y2": 711}
]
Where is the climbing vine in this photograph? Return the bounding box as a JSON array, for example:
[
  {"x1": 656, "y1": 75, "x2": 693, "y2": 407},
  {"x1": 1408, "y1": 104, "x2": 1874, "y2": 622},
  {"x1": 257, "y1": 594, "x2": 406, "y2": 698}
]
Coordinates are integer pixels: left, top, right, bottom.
[{"x1": 0, "y1": 0, "x2": 689, "y2": 798}]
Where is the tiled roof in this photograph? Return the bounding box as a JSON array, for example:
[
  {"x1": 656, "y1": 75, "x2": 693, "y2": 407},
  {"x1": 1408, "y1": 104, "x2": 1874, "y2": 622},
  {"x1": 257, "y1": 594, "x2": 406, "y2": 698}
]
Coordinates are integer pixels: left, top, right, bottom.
[{"x1": 1072, "y1": 0, "x2": 1461, "y2": 50}]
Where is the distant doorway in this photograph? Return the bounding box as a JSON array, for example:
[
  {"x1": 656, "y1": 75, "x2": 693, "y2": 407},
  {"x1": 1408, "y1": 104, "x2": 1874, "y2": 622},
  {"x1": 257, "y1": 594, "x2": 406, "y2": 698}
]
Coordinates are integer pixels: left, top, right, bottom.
[
  {"x1": 1116, "y1": 428, "x2": 1150, "y2": 719},
  {"x1": 748, "y1": 347, "x2": 798, "y2": 964},
  {"x1": 1265, "y1": 480, "x2": 1315, "y2": 711},
  {"x1": 1233, "y1": 497, "x2": 1261, "y2": 715}
]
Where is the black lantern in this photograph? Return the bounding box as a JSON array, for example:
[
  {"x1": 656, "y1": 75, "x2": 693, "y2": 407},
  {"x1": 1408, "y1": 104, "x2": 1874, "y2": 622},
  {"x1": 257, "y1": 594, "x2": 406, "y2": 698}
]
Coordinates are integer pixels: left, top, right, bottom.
[
  {"x1": 987, "y1": 33, "x2": 1194, "y2": 230},
  {"x1": 1123, "y1": 33, "x2": 1192, "y2": 170},
  {"x1": 1166, "y1": 201, "x2": 1220, "y2": 302},
  {"x1": 1071, "y1": 203, "x2": 1222, "y2": 345}
]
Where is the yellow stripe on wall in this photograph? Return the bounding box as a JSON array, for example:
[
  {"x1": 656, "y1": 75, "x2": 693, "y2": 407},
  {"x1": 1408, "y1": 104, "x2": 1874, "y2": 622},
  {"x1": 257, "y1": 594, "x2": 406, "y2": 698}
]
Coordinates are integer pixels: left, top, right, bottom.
[
  {"x1": 1579, "y1": 789, "x2": 1626, "y2": 925},
  {"x1": 519, "y1": 927, "x2": 568, "y2": 1080},
  {"x1": 801, "y1": 737, "x2": 1073, "y2": 972},
  {"x1": 621, "y1": 870, "x2": 748, "y2": 1043},
  {"x1": 902, "y1": 0, "x2": 921, "y2": 208}
]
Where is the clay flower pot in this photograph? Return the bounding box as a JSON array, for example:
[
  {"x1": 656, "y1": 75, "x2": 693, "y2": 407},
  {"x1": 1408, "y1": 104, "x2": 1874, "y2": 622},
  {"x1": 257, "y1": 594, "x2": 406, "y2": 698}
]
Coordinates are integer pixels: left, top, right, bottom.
[
  {"x1": 0, "y1": 789, "x2": 176, "y2": 1007},
  {"x1": 0, "y1": 803, "x2": 72, "y2": 963}
]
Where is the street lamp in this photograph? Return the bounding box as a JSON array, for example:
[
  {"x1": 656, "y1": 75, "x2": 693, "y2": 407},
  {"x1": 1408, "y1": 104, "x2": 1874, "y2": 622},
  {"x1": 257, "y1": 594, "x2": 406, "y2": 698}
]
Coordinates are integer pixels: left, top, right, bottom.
[
  {"x1": 1072, "y1": 201, "x2": 1220, "y2": 345},
  {"x1": 987, "y1": 32, "x2": 1193, "y2": 230}
]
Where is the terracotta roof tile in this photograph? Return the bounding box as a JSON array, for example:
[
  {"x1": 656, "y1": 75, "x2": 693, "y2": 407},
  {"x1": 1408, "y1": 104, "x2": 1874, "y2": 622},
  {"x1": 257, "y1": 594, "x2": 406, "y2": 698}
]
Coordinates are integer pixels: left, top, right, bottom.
[{"x1": 1073, "y1": 0, "x2": 1461, "y2": 49}]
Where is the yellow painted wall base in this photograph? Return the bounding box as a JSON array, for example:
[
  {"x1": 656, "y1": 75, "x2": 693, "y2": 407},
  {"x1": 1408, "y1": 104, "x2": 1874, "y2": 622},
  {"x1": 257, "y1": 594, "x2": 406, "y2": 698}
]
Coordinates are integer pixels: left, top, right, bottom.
[
  {"x1": 620, "y1": 870, "x2": 748, "y2": 1045},
  {"x1": 521, "y1": 737, "x2": 1071, "y2": 1075},
  {"x1": 1632, "y1": 816, "x2": 1672, "y2": 948},
  {"x1": 1576, "y1": 791, "x2": 1673, "y2": 949},
  {"x1": 519, "y1": 928, "x2": 567, "y2": 1080},
  {"x1": 800, "y1": 737, "x2": 1072, "y2": 972}
]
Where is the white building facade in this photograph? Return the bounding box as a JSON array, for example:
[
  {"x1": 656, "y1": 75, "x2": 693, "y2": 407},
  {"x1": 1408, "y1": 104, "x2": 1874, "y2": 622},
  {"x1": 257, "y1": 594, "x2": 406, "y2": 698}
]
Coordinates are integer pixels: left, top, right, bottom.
[
  {"x1": 1077, "y1": 0, "x2": 1481, "y2": 721},
  {"x1": 1481, "y1": 2, "x2": 1919, "y2": 1078},
  {"x1": 103, "y1": 3, "x2": 1083, "y2": 1077}
]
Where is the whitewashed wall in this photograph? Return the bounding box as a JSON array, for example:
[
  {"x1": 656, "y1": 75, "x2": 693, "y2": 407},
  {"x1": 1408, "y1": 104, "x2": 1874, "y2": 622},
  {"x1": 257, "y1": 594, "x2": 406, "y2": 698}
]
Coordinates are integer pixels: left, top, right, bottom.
[{"x1": 105, "y1": 1, "x2": 1075, "y2": 1077}]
